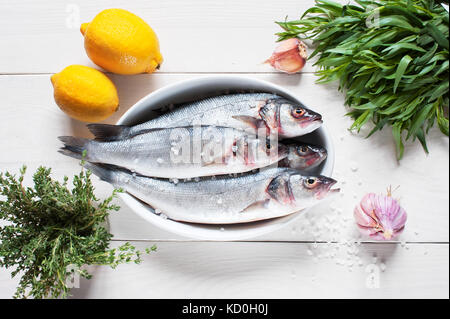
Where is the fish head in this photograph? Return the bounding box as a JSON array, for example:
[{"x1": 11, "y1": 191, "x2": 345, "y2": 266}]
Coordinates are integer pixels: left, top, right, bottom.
[
  {"x1": 259, "y1": 98, "x2": 322, "y2": 137},
  {"x1": 291, "y1": 174, "x2": 339, "y2": 201},
  {"x1": 286, "y1": 143, "x2": 327, "y2": 170},
  {"x1": 267, "y1": 171, "x2": 339, "y2": 207}
]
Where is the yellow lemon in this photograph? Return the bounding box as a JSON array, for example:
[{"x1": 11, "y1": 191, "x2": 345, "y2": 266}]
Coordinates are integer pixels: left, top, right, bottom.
[
  {"x1": 80, "y1": 9, "x2": 163, "y2": 75},
  {"x1": 51, "y1": 65, "x2": 119, "y2": 122}
]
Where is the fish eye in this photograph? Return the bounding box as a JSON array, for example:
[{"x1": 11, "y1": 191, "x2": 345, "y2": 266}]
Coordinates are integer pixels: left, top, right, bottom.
[
  {"x1": 298, "y1": 145, "x2": 309, "y2": 155},
  {"x1": 304, "y1": 177, "x2": 318, "y2": 188},
  {"x1": 292, "y1": 107, "x2": 306, "y2": 118}
]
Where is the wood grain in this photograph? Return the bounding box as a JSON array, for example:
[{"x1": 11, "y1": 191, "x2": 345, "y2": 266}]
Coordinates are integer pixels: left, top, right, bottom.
[
  {"x1": 1, "y1": 241, "x2": 447, "y2": 299},
  {"x1": 0, "y1": 0, "x2": 345, "y2": 74}
]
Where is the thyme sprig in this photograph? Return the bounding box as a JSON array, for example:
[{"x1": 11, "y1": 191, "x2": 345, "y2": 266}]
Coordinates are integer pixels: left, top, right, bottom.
[
  {"x1": 277, "y1": 0, "x2": 449, "y2": 159},
  {"x1": 0, "y1": 164, "x2": 156, "y2": 299}
]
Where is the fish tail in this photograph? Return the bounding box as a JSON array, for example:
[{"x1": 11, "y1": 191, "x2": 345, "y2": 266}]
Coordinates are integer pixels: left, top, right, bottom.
[
  {"x1": 58, "y1": 136, "x2": 90, "y2": 160},
  {"x1": 87, "y1": 123, "x2": 131, "y2": 141},
  {"x1": 83, "y1": 163, "x2": 116, "y2": 183}
]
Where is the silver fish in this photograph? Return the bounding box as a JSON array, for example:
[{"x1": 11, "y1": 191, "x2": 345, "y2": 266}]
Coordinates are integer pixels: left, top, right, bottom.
[
  {"x1": 86, "y1": 164, "x2": 339, "y2": 224},
  {"x1": 59, "y1": 126, "x2": 288, "y2": 179},
  {"x1": 87, "y1": 93, "x2": 323, "y2": 141},
  {"x1": 280, "y1": 143, "x2": 327, "y2": 171}
]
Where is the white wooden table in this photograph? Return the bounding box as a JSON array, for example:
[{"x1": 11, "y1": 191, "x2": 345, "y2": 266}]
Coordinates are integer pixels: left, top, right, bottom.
[{"x1": 0, "y1": 0, "x2": 448, "y2": 299}]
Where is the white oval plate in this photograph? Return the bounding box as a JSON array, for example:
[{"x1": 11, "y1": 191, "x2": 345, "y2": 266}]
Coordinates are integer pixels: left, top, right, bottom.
[{"x1": 117, "y1": 75, "x2": 334, "y2": 241}]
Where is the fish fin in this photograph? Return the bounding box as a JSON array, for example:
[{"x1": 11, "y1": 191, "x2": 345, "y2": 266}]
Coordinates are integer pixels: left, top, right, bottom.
[
  {"x1": 87, "y1": 124, "x2": 131, "y2": 141},
  {"x1": 58, "y1": 136, "x2": 90, "y2": 160},
  {"x1": 232, "y1": 115, "x2": 264, "y2": 129},
  {"x1": 240, "y1": 199, "x2": 270, "y2": 214}
]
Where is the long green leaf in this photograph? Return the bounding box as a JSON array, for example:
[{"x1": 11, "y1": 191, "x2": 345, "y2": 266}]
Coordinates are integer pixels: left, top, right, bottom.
[
  {"x1": 394, "y1": 55, "x2": 412, "y2": 93},
  {"x1": 392, "y1": 123, "x2": 405, "y2": 160}
]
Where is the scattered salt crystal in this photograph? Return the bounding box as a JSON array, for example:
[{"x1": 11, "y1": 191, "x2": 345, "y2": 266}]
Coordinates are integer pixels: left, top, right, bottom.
[
  {"x1": 156, "y1": 158, "x2": 164, "y2": 164},
  {"x1": 350, "y1": 162, "x2": 359, "y2": 172},
  {"x1": 194, "y1": 177, "x2": 200, "y2": 182},
  {"x1": 217, "y1": 198, "x2": 223, "y2": 204},
  {"x1": 172, "y1": 178, "x2": 179, "y2": 185},
  {"x1": 307, "y1": 249, "x2": 313, "y2": 256},
  {"x1": 380, "y1": 263, "x2": 387, "y2": 272},
  {"x1": 220, "y1": 227, "x2": 225, "y2": 232},
  {"x1": 154, "y1": 208, "x2": 162, "y2": 215},
  {"x1": 291, "y1": 271, "x2": 297, "y2": 279}
]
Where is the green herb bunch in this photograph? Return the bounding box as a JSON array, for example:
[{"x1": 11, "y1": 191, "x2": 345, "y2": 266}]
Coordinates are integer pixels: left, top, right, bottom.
[
  {"x1": 0, "y1": 165, "x2": 156, "y2": 299},
  {"x1": 277, "y1": 0, "x2": 449, "y2": 159}
]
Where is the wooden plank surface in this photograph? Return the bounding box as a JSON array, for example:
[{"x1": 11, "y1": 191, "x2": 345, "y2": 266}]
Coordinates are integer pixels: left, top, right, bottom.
[
  {"x1": 0, "y1": 0, "x2": 320, "y2": 74},
  {"x1": 0, "y1": 74, "x2": 448, "y2": 242},
  {"x1": 1, "y1": 241, "x2": 447, "y2": 299},
  {"x1": 0, "y1": 0, "x2": 448, "y2": 299}
]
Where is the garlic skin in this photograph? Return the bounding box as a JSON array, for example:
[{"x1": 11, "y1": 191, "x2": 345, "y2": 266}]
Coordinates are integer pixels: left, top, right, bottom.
[
  {"x1": 266, "y1": 38, "x2": 307, "y2": 74},
  {"x1": 354, "y1": 191, "x2": 407, "y2": 240}
]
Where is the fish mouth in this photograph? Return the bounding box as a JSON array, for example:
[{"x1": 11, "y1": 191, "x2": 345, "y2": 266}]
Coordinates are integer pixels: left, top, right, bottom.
[
  {"x1": 305, "y1": 149, "x2": 327, "y2": 166},
  {"x1": 300, "y1": 117, "x2": 323, "y2": 129},
  {"x1": 304, "y1": 154, "x2": 321, "y2": 166},
  {"x1": 327, "y1": 179, "x2": 341, "y2": 195},
  {"x1": 308, "y1": 110, "x2": 323, "y2": 123},
  {"x1": 315, "y1": 179, "x2": 339, "y2": 199}
]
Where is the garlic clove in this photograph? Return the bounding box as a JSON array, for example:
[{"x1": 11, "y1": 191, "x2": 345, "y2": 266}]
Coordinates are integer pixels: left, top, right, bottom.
[
  {"x1": 354, "y1": 191, "x2": 407, "y2": 241},
  {"x1": 266, "y1": 38, "x2": 307, "y2": 74}
]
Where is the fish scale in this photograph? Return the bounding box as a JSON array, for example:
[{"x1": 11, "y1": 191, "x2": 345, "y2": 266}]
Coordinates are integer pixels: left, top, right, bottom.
[
  {"x1": 86, "y1": 92, "x2": 323, "y2": 141},
  {"x1": 59, "y1": 126, "x2": 287, "y2": 179},
  {"x1": 130, "y1": 93, "x2": 274, "y2": 133},
  {"x1": 86, "y1": 164, "x2": 338, "y2": 224}
]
